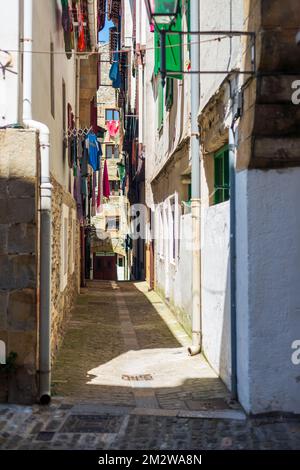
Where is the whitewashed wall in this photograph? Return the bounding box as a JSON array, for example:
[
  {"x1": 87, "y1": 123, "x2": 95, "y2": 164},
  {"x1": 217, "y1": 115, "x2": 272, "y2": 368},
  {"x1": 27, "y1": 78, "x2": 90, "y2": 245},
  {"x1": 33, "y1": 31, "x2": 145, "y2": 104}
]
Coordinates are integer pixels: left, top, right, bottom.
[
  {"x1": 199, "y1": 0, "x2": 244, "y2": 111},
  {"x1": 155, "y1": 213, "x2": 193, "y2": 331},
  {"x1": 236, "y1": 168, "x2": 300, "y2": 414},
  {"x1": 32, "y1": 0, "x2": 76, "y2": 191},
  {"x1": 0, "y1": 0, "x2": 22, "y2": 126},
  {"x1": 202, "y1": 201, "x2": 231, "y2": 389}
]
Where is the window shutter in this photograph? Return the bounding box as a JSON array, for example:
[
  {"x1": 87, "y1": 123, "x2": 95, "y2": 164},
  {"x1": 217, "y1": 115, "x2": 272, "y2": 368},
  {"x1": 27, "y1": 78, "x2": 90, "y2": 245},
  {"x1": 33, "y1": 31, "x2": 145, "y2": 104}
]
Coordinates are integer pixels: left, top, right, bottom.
[{"x1": 154, "y1": 1, "x2": 183, "y2": 79}]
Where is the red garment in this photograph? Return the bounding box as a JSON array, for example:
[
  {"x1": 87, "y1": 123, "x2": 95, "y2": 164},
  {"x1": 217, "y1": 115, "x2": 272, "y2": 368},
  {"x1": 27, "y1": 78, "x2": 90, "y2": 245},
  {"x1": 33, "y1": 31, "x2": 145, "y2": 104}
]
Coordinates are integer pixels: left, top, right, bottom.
[
  {"x1": 97, "y1": 169, "x2": 101, "y2": 209},
  {"x1": 77, "y1": 7, "x2": 85, "y2": 52},
  {"x1": 106, "y1": 120, "x2": 120, "y2": 138},
  {"x1": 102, "y1": 160, "x2": 110, "y2": 199}
]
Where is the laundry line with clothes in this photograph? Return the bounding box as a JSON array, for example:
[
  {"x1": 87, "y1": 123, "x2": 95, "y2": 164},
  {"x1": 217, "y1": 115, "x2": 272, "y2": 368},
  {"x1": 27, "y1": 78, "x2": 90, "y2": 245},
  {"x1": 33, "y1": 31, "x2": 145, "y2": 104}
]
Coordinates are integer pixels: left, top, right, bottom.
[{"x1": 69, "y1": 126, "x2": 112, "y2": 225}]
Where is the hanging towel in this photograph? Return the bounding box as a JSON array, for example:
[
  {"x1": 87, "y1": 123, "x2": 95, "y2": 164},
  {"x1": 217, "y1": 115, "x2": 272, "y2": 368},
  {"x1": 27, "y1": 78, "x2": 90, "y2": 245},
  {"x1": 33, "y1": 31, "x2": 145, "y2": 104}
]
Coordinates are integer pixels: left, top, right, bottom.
[
  {"x1": 87, "y1": 133, "x2": 102, "y2": 171},
  {"x1": 109, "y1": 52, "x2": 121, "y2": 89},
  {"x1": 102, "y1": 160, "x2": 110, "y2": 199},
  {"x1": 106, "y1": 120, "x2": 120, "y2": 138},
  {"x1": 77, "y1": 6, "x2": 86, "y2": 52}
]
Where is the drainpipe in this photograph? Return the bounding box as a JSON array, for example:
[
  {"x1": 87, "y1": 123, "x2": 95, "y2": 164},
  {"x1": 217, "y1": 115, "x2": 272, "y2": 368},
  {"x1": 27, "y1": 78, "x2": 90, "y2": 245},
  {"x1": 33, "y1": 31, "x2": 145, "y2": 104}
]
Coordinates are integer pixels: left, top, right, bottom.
[
  {"x1": 188, "y1": 0, "x2": 201, "y2": 356},
  {"x1": 23, "y1": 0, "x2": 52, "y2": 404},
  {"x1": 229, "y1": 124, "x2": 237, "y2": 400}
]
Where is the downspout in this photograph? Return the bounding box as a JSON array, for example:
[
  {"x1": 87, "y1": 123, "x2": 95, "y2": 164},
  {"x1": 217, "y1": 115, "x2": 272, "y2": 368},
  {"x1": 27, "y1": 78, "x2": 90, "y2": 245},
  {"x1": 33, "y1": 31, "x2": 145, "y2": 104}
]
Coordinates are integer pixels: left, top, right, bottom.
[
  {"x1": 23, "y1": 0, "x2": 52, "y2": 404},
  {"x1": 229, "y1": 125, "x2": 237, "y2": 400},
  {"x1": 188, "y1": 0, "x2": 201, "y2": 356}
]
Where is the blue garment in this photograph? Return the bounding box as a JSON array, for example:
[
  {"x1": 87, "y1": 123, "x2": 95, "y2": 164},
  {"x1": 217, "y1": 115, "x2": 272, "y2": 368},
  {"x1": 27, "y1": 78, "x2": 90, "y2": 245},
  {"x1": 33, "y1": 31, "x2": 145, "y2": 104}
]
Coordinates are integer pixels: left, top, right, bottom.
[
  {"x1": 87, "y1": 133, "x2": 102, "y2": 171},
  {"x1": 109, "y1": 52, "x2": 121, "y2": 89}
]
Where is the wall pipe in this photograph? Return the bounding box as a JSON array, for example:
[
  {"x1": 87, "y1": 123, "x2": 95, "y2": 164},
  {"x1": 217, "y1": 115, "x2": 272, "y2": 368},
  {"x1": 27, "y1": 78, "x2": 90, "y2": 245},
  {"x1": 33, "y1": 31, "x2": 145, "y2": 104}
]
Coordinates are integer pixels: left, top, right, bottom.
[
  {"x1": 188, "y1": 0, "x2": 201, "y2": 356},
  {"x1": 23, "y1": 0, "x2": 52, "y2": 405},
  {"x1": 229, "y1": 125, "x2": 237, "y2": 400}
]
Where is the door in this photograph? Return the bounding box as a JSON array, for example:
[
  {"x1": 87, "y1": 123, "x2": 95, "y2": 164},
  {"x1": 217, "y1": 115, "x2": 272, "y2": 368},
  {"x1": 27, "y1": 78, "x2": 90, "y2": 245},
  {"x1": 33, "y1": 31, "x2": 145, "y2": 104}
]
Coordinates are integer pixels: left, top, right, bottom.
[{"x1": 93, "y1": 254, "x2": 117, "y2": 281}]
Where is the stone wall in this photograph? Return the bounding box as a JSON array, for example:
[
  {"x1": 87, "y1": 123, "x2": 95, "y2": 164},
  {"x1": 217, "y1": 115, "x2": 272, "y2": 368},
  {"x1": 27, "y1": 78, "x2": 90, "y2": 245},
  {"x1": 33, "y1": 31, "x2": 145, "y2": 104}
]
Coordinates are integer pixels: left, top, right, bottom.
[
  {"x1": 51, "y1": 176, "x2": 80, "y2": 362},
  {"x1": 0, "y1": 129, "x2": 38, "y2": 403}
]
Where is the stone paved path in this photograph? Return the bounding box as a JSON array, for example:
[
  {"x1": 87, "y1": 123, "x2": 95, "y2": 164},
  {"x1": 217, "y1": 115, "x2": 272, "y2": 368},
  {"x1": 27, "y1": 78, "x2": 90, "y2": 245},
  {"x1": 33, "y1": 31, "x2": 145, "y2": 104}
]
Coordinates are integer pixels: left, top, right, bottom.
[
  {"x1": 1, "y1": 280, "x2": 300, "y2": 450},
  {"x1": 0, "y1": 402, "x2": 300, "y2": 449},
  {"x1": 51, "y1": 281, "x2": 234, "y2": 412}
]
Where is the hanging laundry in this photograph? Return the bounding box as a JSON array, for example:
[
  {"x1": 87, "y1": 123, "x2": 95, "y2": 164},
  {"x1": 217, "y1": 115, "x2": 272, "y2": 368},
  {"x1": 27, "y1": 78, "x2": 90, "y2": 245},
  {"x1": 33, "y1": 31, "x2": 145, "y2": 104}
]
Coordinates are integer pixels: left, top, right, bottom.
[
  {"x1": 97, "y1": 168, "x2": 101, "y2": 210},
  {"x1": 102, "y1": 159, "x2": 110, "y2": 199},
  {"x1": 106, "y1": 120, "x2": 120, "y2": 138},
  {"x1": 87, "y1": 132, "x2": 102, "y2": 171},
  {"x1": 98, "y1": 0, "x2": 106, "y2": 32},
  {"x1": 109, "y1": 52, "x2": 121, "y2": 89},
  {"x1": 61, "y1": 0, "x2": 73, "y2": 59},
  {"x1": 77, "y1": 6, "x2": 86, "y2": 52},
  {"x1": 91, "y1": 172, "x2": 97, "y2": 217}
]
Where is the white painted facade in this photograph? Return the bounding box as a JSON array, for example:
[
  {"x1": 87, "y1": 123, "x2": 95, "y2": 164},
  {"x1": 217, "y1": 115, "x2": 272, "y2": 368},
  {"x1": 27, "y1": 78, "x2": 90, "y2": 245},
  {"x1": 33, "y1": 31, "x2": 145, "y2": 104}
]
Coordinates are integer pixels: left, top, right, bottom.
[
  {"x1": 0, "y1": 0, "x2": 80, "y2": 190},
  {"x1": 236, "y1": 168, "x2": 300, "y2": 414}
]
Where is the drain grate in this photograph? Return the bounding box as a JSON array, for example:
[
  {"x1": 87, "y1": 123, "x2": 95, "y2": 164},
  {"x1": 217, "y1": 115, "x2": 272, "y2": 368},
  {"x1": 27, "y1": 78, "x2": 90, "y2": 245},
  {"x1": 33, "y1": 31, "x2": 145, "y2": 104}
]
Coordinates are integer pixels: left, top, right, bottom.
[{"x1": 122, "y1": 374, "x2": 153, "y2": 381}]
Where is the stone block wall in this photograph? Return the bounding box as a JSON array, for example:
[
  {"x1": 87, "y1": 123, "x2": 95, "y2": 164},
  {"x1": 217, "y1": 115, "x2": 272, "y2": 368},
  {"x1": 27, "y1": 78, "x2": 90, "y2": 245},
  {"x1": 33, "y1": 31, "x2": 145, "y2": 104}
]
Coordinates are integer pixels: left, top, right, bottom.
[
  {"x1": 50, "y1": 176, "x2": 80, "y2": 362},
  {"x1": 0, "y1": 129, "x2": 38, "y2": 404}
]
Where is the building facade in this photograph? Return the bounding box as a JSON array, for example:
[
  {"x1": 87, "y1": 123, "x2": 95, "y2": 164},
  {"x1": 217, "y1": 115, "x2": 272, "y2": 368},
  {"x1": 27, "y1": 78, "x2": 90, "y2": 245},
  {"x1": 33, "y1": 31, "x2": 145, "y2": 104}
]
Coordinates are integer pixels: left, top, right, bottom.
[
  {"x1": 120, "y1": 0, "x2": 300, "y2": 415},
  {"x1": 0, "y1": 0, "x2": 99, "y2": 403}
]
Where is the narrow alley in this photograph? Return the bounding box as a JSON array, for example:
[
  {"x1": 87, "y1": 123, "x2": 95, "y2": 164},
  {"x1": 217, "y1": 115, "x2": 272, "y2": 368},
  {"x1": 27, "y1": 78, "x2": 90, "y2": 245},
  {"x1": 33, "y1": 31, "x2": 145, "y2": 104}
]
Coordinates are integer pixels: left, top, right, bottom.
[
  {"x1": 52, "y1": 281, "x2": 234, "y2": 414},
  {"x1": 1, "y1": 282, "x2": 300, "y2": 451}
]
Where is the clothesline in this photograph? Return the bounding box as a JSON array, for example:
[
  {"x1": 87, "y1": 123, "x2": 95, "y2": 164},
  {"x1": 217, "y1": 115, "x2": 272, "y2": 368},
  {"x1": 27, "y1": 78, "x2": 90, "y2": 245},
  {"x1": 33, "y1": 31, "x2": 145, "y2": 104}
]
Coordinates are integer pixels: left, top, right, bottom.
[{"x1": 0, "y1": 34, "x2": 239, "y2": 57}]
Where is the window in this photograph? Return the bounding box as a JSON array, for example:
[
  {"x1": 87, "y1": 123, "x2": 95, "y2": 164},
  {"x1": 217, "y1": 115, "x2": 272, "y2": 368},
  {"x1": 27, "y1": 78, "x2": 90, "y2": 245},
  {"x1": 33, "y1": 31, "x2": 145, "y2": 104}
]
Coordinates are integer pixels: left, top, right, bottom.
[
  {"x1": 214, "y1": 145, "x2": 229, "y2": 204},
  {"x1": 105, "y1": 109, "x2": 119, "y2": 121},
  {"x1": 156, "y1": 204, "x2": 164, "y2": 258},
  {"x1": 70, "y1": 209, "x2": 76, "y2": 274},
  {"x1": 158, "y1": 81, "x2": 164, "y2": 129},
  {"x1": 0, "y1": 340, "x2": 5, "y2": 365},
  {"x1": 60, "y1": 204, "x2": 69, "y2": 291},
  {"x1": 169, "y1": 194, "x2": 179, "y2": 263},
  {"x1": 154, "y1": 1, "x2": 183, "y2": 79},
  {"x1": 106, "y1": 216, "x2": 120, "y2": 231},
  {"x1": 62, "y1": 79, "x2": 66, "y2": 160},
  {"x1": 109, "y1": 180, "x2": 120, "y2": 195},
  {"x1": 106, "y1": 144, "x2": 119, "y2": 159},
  {"x1": 50, "y1": 42, "x2": 55, "y2": 118}
]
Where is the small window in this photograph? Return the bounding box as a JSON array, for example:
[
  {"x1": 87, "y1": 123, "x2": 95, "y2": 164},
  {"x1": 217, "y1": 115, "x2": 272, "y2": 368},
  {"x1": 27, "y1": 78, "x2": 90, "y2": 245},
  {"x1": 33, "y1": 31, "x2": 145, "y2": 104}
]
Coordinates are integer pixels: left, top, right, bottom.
[
  {"x1": 214, "y1": 145, "x2": 229, "y2": 204},
  {"x1": 106, "y1": 216, "x2": 120, "y2": 231},
  {"x1": 109, "y1": 180, "x2": 120, "y2": 195},
  {"x1": 60, "y1": 204, "x2": 69, "y2": 292},
  {"x1": 50, "y1": 42, "x2": 55, "y2": 118},
  {"x1": 106, "y1": 144, "x2": 119, "y2": 159},
  {"x1": 105, "y1": 109, "x2": 119, "y2": 121},
  {"x1": 157, "y1": 81, "x2": 164, "y2": 129}
]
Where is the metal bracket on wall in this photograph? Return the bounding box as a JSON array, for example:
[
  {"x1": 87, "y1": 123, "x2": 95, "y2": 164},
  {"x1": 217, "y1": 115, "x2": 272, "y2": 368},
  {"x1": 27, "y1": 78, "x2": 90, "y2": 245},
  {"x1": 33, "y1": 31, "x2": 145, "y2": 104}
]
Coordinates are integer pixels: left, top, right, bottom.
[{"x1": 159, "y1": 30, "x2": 256, "y2": 84}]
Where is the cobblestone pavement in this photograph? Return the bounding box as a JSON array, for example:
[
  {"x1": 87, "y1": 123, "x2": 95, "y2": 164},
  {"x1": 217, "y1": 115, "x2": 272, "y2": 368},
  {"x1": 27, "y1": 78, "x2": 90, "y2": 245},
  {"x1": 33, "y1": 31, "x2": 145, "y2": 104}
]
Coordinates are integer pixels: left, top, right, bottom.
[
  {"x1": 0, "y1": 402, "x2": 300, "y2": 449},
  {"x1": 51, "y1": 281, "x2": 233, "y2": 410},
  {"x1": 1, "y1": 281, "x2": 300, "y2": 450}
]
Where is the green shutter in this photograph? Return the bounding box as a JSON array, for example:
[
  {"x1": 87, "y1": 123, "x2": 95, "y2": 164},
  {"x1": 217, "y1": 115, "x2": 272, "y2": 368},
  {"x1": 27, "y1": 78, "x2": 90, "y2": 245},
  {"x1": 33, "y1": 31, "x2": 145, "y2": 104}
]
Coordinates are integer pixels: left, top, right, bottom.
[
  {"x1": 214, "y1": 145, "x2": 230, "y2": 204},
  {"x1": 154, "y1": 29, "x2": 161, "y2": 76},
  {"x1": 154, "y1": 1, "x2": 183, "y2": 79},
  {"x1": 158, "y1": 80, "x2": 164, "y2": 128}
]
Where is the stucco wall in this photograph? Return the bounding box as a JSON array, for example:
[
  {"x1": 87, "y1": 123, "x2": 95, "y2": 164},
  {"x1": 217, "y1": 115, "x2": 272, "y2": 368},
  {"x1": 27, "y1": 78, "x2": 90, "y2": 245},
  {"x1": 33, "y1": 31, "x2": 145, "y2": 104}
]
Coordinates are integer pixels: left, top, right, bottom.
[
  {"x1": 31, "y1": 0, "x2": 76, "y2": 191},
  {"x1": 202, "y1": 201, "x2": 231, "y2": 390},
  {"x1": 155, "y1": 213, "x2": 193, "y2": 335},
  {"x1": 236, "y1": 168, "x2": 300, "y2": 414},
  {"x1": 199, "y1": 0, "x2": 244, "y2": 111}
]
